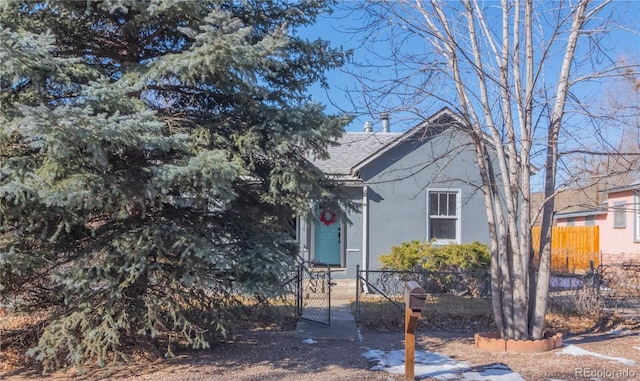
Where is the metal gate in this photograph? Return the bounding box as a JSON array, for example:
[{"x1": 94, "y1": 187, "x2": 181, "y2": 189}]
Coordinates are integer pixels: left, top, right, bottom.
[{"x1": 297, "y1": 261, "x2": 332, "y2": 326}]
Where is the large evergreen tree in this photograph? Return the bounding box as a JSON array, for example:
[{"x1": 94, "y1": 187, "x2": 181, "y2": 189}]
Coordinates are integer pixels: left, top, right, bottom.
[{"x1": 0, "y1": 0, "x2": 348, "y2": 369}]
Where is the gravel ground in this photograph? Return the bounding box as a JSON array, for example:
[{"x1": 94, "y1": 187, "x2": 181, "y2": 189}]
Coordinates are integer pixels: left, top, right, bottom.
[{"x1": 2, "y1": 328, "x2": 640, "y2": 381}]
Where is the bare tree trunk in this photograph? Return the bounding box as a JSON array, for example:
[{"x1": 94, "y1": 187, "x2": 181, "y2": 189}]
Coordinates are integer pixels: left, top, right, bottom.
[
  {"x1": 472, "y1": 133, "x2": 506, "y2": 337},
  {"x1": 465, "y1": 0, "x2": 530, "y2": 339},
  {"x1": 532, "y1": 0, "x2": 594, "y2": 339}
]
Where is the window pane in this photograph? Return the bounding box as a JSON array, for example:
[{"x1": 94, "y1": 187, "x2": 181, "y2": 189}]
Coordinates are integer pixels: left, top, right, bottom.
[
  {"x1": 429, "y1": 218, "x2": 456, "y2": 240},
  {"x1": 614, "y1": 202, "x2": 626, "y2": 228},
  {"x1": 585, "y1": 215, "x2": 595, "y2": 226},
  {"x1": 439, "y1": 194, "x2": 447, "y2": 216},
  {"x1": 430, "y1": 193, "x2": 439, "y2": 216},
  {"x1": 636, "y1": 200, "x2": 640, "y2": 241},
  {"x1": 636, "y1": 201, "x2": 640, "y2": 240},
  {"x1": 447, "y1": 193, "x2": 456, "y2": 216}
]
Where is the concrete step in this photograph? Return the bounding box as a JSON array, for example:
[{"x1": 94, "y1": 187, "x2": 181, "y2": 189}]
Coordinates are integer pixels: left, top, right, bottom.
[
  {"x1": 302, "y1": 291, "x2": 354, "y2": 299},
  {"x1": 331, "y1": 279, "x2": 359, "y2": 299},
  {"x1": 332, "y1": 279, "x2": 358, "y2": 286},
  {"x1": 300, "y1": 279, "x2": 360, "y2": 300}
]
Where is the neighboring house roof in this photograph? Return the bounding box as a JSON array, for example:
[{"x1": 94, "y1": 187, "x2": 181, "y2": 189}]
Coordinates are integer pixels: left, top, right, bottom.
[
  {"x1": 533, "y1": 180, "x2": 640, "y2": 222},
  {"x1": 532, "y1": 186, "x2": 602, "y2": 223},
  {"x1": 311, "y1": 107, "x2": 465, "y2": 181},
  {"x1": 554, "y1": 209, "x2": 608, "y2": 219},
  {"x1": 600, "y1": 180, "x2": 640, "y2": 194}
]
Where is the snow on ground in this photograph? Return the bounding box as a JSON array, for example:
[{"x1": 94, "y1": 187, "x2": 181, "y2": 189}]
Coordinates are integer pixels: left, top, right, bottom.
[
  {"x1": 607, "y1": 329, "x2": 635, "y2": 336},
  {"x1": 363, "y1": 343, "x2": 639, "y2": 380},
  {"x1": 362, "y1": 349, "x2": 526, "y2": 380},
  {"x1": 557, "y1": 345, "x2": 636, "y2": 366},
  {"x1": 362, "y1": 333, "x2": 639, "y2": 381},
  {"x1": 549, "y1": 275, "x2": 583, "y2": 290}
]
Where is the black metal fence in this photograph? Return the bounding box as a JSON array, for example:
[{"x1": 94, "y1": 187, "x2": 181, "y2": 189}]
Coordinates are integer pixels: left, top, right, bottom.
[
  {"x1": 355, "y1": 265, "x2": 491, "y2": 321},
  {"x1": 559, "y1": 262, "x2": 640, "y2": 316},
  {"x1": 355, "y1": 262, "x2": 640, "y2": 321}
]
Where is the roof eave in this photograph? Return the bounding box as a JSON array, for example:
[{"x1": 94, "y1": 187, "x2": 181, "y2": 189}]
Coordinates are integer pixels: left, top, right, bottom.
[
  {"x1": 554, "y1": 209, "x2": 608, "y2": 219},
  {"x1": 351, "y1": 107, "x2": 459, "y2": 174},
  {"x1": 599, "y1": 181, "x2": 640, "y2": 194}
]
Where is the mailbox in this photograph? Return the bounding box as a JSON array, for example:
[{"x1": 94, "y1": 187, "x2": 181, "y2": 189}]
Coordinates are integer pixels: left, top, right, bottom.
[{"x1": 404, "y1": 281, "x2": 427, "y2": 312}]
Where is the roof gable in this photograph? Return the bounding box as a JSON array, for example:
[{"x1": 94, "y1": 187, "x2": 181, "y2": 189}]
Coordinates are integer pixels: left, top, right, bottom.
[
  {"x1": 351, "y1": 107, "x2": 464, "y2": 175},
  {"x1": 310, "y1": 107, "x2": 465, "y2": 181}
]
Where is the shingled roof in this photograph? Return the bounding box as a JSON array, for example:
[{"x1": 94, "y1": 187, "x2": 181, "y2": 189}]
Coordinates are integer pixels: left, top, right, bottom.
[
  {"x1": 311, "y1": 132, "x2": 402, "y2": 180},
  {"x1": 311, "y1": 107, "x2": 468, "y2": 182},
  {"x1": 600, "y1": 179, "x2": 640, "y2": 194}
]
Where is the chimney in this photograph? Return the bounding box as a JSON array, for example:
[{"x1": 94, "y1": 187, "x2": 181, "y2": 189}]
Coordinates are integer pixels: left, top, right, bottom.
[
  {"x1": 381, "y1": 113, "x2": 390, "y2": 133},
  {"x1": 364, "y1": 121, "x2": 373, "y2": 133}
]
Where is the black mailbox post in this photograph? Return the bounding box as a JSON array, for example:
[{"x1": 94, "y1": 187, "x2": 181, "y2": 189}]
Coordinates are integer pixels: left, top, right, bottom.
[{"x1": 403, "y1": 281, "x2": 426, "y2": 381}]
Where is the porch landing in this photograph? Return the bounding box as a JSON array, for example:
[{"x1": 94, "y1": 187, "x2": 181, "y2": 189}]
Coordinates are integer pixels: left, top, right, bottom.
[{"x1": 294, "y1": 298, "x2": 359, "y2": 341}]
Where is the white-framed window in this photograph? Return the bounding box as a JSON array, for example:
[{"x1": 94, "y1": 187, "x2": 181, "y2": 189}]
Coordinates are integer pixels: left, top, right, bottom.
[
  {"x1": 635, "y1": 194, "x2": 640, "y2": 241},
  {"x1": 427, "y1": 189, "x2": 461, "y2": 244},
  {"x1": 613, "y1": 201, "x2": 626, "y2": 228}
]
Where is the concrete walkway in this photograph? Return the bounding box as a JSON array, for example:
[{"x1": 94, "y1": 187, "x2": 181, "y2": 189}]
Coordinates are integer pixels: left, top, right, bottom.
[{"x1": 294, "y1": 299, "x2": 359, "y2": 341}]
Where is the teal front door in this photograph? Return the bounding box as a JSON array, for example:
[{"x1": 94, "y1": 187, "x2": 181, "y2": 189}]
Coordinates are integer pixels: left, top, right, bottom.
[{"x1": 313, "y1": 208, "x2": 341, "y2": 266}]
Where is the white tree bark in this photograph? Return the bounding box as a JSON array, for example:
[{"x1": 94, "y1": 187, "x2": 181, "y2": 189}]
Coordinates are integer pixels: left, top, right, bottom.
[
  {"x1": 355, "y1": 0, "x2": 627, "y2": 340},
  {"x1": 533, "y1": 0, "x2": 603, "y2": 339}
]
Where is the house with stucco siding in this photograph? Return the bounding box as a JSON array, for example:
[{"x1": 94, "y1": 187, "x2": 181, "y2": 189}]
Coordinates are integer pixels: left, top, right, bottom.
[
  {"x1": 555, "y1": 180, "x2": 640, "y2": 264},
  {"x1": 297, "y1": 108, "x2": 493, "y2": 279}
]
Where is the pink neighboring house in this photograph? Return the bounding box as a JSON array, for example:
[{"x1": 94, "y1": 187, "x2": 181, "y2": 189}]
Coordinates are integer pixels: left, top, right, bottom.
[{"x1": 555, "y1": 180, "x2": 640, "y2": 264}]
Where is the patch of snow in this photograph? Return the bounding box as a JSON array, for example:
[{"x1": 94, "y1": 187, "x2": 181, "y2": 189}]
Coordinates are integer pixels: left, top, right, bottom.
[
  {"x1": 633, "y1": 347, "x2": 640, "y2": 351},
  {"x1": 357, "y1": 328, "x2": 364, "y2": 342},
  {"x1": 362, "y1": 349, "x2": 525, "y2": 380},
  {"x1": 302, "y1": 338, "x2": 317, "y2": 344},
  {"x1": 557, "y1": 345, "x2": 636, "y2": 366},
  {"x1": 608, "y1": 329, "x2": 634, "y2": 336},
  {"x1": 456, "y1": 363, "x2": 526, "y2": 381},
  {"x1": 550, "y1": 275, "x2": 583, "y2": 290}
]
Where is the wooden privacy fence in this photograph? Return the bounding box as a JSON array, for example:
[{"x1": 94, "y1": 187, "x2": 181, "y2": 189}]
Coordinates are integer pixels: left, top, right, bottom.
[{"x1": 532, "y1": 226, "x2": 600, "y2": 273}]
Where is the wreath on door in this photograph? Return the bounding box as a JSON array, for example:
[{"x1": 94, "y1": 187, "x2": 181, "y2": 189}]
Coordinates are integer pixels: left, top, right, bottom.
[{"x1": 319, "y1": 208, "x2": 338, "y2": 226}]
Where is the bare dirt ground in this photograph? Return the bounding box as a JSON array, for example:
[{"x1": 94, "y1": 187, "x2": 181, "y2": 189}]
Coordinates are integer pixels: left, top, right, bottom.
[{"x1": 1, "y1": 326, "x2": 639, "y2": 381}]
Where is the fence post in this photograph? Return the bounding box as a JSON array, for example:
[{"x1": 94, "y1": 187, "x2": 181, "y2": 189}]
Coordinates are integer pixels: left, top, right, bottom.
[
  {"x1": 296, "y1": 263, "x2": 302, "y2": 316},
  {"x1": 565, "y1": 249, "x2": 569, "y2": 274},
  {"x1": 600, "y1": 250, "x2": 603, "y2": 266},
  {"x1": 355, "y1": 264, "x2": 360, "y2": 322}
]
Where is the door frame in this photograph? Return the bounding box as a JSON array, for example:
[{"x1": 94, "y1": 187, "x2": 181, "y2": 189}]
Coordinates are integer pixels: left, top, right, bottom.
[{"x1": 309, "y1": 208, "x2": 345, "y2": 267}]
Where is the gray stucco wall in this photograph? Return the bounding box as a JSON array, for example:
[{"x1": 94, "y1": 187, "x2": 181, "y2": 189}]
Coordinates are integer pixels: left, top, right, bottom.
[
  {"x1": 301, "y1": 125, "x2": 495, "y2": 279},
  {"x1": 358, "y1": 128, "x2": 490, "y2": 272},
  {"x1": 339, "y1": 187, "x2": 364, "y2": 279}
]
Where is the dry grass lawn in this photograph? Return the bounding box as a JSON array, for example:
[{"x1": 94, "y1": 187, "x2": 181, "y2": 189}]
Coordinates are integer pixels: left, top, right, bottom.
[{"x1": 2, "y1": 298, "x2": 639, "y2": 381}]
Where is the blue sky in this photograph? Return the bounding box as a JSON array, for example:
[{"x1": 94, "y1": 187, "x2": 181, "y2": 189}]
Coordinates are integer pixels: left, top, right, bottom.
[
  {"x1": 298, "y1": 1, "x2": 640, "y2": 134},
  {"x1": 297, "y1": 5, "x2": 399, "y2": 132}
]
